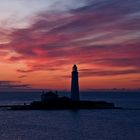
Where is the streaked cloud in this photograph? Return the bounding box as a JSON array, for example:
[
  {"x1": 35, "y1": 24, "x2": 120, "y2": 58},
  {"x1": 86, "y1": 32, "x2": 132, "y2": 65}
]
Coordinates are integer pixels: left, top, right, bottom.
[
  {"x1": 0, "y1": 80, "x2": 31, "y2": 92},
  {"x1": 0, "y1": 0, "x2": 140, "y2": 89},
  {"x1": 79, "y1": 68, "x2": 140, "y2": 77}
]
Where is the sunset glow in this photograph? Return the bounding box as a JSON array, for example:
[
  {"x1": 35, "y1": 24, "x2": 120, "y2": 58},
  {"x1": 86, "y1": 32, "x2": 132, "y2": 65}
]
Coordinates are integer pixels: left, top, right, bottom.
[{"x1": 0, "y1": 0, "x2": 140, "y2": 91}]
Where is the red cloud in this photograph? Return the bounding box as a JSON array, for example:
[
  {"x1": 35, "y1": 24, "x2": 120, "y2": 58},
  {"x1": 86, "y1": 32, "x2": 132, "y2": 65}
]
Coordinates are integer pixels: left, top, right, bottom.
[{"x1": 0, "y1": 0, "x2": 140, "y2": 79}]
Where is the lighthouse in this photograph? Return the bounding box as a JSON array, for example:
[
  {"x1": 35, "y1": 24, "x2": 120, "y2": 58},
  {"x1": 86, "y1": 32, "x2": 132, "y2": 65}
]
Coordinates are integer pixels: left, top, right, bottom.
[{"x1": 71, "y1": 64, "x2": 80, "y2": 101}]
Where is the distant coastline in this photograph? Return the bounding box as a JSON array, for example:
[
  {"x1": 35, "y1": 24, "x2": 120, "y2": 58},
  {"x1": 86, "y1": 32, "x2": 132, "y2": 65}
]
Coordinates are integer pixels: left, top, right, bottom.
[{"x1": 0, "y1": 89, "x2": 140, "y2": 94}]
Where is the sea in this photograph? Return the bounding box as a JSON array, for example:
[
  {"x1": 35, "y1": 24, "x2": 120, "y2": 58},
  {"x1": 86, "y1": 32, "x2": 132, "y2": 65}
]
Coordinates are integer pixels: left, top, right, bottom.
[{"x1": 0, "y1": 91, "x2": 140, "y2": 140}]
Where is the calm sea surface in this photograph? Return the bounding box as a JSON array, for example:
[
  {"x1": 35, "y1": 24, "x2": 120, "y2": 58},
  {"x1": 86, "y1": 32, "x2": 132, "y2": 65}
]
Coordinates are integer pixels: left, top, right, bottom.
[{"x1": 0, "y1": 92, "x2": 140, "y2": 140}]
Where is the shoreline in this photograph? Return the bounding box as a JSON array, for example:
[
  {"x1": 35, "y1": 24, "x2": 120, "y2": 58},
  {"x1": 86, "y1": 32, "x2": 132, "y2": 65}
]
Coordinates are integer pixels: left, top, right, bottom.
[{"x1": 0, "y1": 100, "x2": 123, "y2": 110}]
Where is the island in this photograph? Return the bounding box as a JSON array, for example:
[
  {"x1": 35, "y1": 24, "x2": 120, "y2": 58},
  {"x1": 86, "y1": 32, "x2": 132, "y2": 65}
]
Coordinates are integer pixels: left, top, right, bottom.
[{"x1": 9, "y1": 65, "x2": 122, "y2": 110}]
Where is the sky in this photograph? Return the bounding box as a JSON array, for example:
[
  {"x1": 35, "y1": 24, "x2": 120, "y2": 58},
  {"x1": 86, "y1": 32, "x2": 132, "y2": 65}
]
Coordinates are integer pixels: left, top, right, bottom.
[{"x1": 0, "y1": 0, "x2": 140, "y2": 91}]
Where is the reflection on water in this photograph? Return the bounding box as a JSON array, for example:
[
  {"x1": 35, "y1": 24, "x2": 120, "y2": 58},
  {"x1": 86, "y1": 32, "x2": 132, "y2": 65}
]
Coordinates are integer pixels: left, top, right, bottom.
[
  {"x1": 0, "y1": 110, "x2": 140, "y2": 140},
  {"x1": 0, "y1": 92, "x2": 140, "y2": 140}
]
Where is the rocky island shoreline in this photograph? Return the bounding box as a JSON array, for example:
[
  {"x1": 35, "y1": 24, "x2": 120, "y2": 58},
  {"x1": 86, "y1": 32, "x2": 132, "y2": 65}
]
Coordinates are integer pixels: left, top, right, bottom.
[{"x1": 8, "y1": 91, "x2": 122, "y2": 110}]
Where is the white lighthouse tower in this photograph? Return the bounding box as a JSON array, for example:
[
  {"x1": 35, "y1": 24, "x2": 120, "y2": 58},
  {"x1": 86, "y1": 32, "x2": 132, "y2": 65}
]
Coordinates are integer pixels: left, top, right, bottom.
[{"x1": 71, "y1": 64, "x2": 80, "y2": 101}]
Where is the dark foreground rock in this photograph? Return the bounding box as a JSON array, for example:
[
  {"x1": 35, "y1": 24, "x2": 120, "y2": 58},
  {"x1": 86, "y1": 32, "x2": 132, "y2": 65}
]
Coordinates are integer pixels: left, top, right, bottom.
[{"x1": 9, "y1": 100, "x2": 122, "y2": 110}]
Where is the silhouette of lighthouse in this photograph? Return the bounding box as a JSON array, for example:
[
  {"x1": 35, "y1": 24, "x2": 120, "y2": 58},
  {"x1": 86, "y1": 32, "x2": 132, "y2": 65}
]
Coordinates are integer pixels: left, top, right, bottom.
[{"x1": 71, "y1": 64, "x2": 80, "y2": 101}]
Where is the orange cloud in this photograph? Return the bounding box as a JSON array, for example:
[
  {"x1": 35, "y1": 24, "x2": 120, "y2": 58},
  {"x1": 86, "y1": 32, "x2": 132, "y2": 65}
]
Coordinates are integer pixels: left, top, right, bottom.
[{"x1": 0, "y1": 0, "x2": 140, "y2": 90}]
